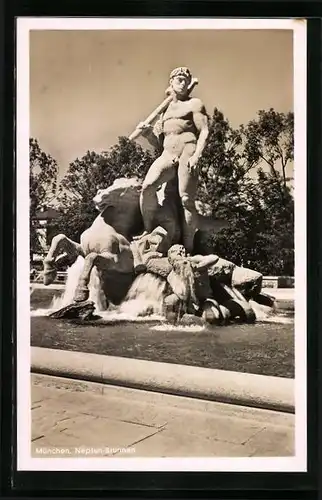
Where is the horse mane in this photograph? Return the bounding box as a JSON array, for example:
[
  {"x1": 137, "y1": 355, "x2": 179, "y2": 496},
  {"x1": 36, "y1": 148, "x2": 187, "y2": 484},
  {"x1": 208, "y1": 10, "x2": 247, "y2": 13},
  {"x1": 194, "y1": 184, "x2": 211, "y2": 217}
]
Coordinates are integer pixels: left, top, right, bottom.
[{"x1": 93, "y1": 177, "x2": 142, "y2": 213}]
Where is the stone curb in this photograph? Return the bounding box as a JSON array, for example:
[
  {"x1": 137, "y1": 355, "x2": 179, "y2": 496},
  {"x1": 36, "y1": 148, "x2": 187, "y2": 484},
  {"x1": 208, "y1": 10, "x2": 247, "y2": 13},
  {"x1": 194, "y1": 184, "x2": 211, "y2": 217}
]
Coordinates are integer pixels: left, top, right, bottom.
[{"x1": 31, "y1": 347, "x2": 294, "y2": 414}]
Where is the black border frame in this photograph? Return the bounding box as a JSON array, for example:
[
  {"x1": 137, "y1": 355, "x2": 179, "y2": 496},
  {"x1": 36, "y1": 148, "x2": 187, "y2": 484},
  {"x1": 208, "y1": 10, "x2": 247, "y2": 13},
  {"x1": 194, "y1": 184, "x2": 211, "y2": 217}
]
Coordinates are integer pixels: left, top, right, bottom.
[{"x1": 1, "y1": 2, "x2": 321, "y2": 499}]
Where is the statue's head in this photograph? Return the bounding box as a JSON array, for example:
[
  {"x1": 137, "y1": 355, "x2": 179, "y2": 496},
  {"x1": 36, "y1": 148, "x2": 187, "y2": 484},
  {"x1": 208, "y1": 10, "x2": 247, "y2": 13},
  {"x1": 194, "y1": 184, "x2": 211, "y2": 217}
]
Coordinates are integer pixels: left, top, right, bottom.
[
  {"x1": 168, "y1": 244, "x2": 187, "y2": 264},
  {"x1": 168, "y1": 67, "x2": 192, "y2": 97}
]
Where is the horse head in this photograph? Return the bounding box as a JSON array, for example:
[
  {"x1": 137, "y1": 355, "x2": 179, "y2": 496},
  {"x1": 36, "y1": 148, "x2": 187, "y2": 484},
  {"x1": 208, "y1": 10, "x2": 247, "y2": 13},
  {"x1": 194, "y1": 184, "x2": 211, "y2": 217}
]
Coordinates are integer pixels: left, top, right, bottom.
[{"x1": 93, "y1": 177, "x2": 143, "y2": 238}]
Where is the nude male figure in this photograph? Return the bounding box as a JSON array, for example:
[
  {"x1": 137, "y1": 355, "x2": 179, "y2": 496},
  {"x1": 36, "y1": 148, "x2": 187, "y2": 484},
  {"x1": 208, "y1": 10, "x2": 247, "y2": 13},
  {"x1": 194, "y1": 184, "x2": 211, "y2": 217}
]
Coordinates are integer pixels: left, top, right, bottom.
[{"x1": 137, "y1": 67, "x2": 209, "y2": 254}]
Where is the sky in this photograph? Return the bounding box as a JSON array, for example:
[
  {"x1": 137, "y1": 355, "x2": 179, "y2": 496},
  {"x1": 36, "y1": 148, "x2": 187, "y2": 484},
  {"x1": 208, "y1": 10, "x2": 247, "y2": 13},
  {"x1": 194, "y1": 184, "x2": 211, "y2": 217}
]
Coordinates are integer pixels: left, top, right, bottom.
[{"x1": 29, "y1": 29, "x2": 293, "y2": 180}]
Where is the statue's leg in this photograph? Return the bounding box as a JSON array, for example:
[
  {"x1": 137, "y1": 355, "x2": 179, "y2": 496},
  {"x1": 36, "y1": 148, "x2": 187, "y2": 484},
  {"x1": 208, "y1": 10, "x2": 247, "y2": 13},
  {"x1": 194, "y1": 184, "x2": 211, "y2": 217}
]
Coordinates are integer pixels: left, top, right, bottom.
[
  {"x1": 178, "y1": 144, "x2": 199, "y2": 254},
  {"x1": 140, "y1": 153, "x2": 177, "y2": 234},
  {"x1": 221, "y1": 284, "x2": 256, "y2": 323},
  {"x1": 74, "y1": 250, "x2": 131, "y2": 303},
  {"x1": 231, "y1": 266, "x2": 263, "y2": 300},
  {"x1": 74, "y1": 252, "x2": 98, "y2": 302},
  {"x1": 43, "y1": 234, "x2": 83, "y2": 285}
]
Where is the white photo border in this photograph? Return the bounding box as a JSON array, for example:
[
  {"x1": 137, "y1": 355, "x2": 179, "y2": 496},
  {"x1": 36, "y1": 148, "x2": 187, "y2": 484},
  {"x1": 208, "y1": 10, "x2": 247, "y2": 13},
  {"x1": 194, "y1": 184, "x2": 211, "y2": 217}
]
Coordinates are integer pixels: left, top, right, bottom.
[{"x1": 16, "y1": 17, "x2": 307, "y2": 472}]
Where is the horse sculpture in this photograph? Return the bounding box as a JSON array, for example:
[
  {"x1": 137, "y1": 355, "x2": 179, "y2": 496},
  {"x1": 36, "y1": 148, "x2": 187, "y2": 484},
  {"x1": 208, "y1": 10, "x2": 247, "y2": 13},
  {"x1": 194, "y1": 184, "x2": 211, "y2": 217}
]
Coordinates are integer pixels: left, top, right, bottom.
[{"x1": 43, "y1": 176, "x2": 215, "y2": 305}]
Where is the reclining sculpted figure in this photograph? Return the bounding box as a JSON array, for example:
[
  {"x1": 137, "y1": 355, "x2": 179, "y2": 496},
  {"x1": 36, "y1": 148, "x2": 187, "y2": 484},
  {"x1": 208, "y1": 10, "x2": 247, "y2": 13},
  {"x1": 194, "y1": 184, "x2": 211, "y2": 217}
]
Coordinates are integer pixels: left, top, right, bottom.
[{"x1": 142, "y1": 243, "x2": 258, "y2": 324}]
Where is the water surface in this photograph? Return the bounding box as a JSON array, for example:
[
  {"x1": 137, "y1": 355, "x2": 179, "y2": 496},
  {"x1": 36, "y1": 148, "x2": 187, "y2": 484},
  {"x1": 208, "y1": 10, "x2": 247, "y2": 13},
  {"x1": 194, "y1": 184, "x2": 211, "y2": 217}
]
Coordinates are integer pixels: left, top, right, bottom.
[{"x1": 31, "y1": 315, "x2": 294, "y2": 378}]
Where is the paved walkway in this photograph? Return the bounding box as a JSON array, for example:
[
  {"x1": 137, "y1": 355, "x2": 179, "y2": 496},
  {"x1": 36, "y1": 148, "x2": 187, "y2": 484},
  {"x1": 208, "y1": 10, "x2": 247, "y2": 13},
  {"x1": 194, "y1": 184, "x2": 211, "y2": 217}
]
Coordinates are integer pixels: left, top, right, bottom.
[{"x1": 31, "y1": 374, "x2": 294, "y2": 458}]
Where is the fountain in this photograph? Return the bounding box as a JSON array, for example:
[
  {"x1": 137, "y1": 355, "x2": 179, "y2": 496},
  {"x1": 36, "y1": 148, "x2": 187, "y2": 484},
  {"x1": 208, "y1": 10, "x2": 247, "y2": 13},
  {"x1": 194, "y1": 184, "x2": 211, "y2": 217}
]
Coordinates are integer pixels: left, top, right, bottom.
[
  {"x1": 41, "y1": 175, "x2": 274, "y2": 325},
  {"x1": 41, "y1": 66, "x2": 277, "y2": 325}
]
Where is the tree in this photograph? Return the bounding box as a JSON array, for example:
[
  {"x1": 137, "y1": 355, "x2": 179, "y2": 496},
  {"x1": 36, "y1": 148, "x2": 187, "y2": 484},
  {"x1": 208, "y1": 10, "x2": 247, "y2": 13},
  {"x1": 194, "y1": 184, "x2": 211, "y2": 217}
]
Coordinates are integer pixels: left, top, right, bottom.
[
  {"x1": 196, "y1": 108, "x2": 294, "y2": 276},
  {"x1": 29, "y1": 138, "x2": 59, "y2": 256},
  {"x1": 197, "y1": 108, "x2": 249, "y2": 218},
  {"x1": 249, "y1": 168, "x2": 294, "y2": 275},
  {"x1": 241, "y1": 108, "x2": 294, "y2": 189},
  {"x1": 53, "y1": 137, "x2": 156, "y2": 241}
]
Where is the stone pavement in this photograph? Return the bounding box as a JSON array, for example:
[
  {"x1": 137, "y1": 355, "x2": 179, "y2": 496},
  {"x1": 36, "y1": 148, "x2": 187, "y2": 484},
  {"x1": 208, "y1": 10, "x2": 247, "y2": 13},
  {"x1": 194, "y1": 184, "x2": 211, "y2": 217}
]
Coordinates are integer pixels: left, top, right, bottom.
[{"x1": 31, "y1": 373, "x2": 294, "y2": 458}]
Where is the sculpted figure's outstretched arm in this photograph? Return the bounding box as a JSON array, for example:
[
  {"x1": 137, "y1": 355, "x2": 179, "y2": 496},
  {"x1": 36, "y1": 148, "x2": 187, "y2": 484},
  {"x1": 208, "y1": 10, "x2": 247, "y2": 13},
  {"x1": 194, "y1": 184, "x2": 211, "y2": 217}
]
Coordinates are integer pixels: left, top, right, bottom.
[{"x1": 189, "y1": 254, "x2": 220, "y2": 270}]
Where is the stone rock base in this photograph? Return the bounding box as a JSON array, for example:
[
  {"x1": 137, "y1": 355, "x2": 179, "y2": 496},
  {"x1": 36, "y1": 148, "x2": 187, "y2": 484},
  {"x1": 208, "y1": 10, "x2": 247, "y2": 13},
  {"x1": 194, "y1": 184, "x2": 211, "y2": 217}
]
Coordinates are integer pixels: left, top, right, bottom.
[{"x1": 49, "y1": 300, "x2": 96, "y2": 321}]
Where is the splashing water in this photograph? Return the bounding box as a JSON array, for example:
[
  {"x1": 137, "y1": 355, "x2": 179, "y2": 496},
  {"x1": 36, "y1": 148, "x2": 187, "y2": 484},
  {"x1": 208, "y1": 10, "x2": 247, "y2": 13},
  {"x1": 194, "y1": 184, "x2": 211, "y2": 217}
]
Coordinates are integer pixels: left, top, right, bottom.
[
  {"x1": 88, "y1": 267, "x2": 108, "y2": 312},
  {"x1": 250, "y1": 300, "x2": 293, "y2": 324},
  {"x1": 32, "y1": 259, "x2": 167, "y2": 322},
  {"x1": 119, "y1": 273, "x2": 167, "y2": 317},
  {"x1": 48, "y1": 256, "x2": 107, "y2": 312},
  {"x1": 93, "y1": 273, "x2": 168, "y2": 323},
  {"x1": 31, "y1": 257, "x2": 292, "y2": 326},
  {"x1": 31, "y1": 257, "x2": 86, "y2": 316},
  {"x1": 32, "y1": 256, "x2": 107, "y2": 316},
  {"x1": 50, "y1": 256, "x2": 85, "y2": 309},
  {"x1": 150, "y1": 323, "x2": 206, "y2": 332}
]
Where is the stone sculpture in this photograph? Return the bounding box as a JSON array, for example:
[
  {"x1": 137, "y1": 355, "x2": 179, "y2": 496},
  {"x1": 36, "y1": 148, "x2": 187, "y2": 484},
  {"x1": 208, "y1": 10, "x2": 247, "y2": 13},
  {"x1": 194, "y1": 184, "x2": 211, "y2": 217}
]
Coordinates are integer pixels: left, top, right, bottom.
[
  {"x1": 43, "y1": 67, "x2": 266, "y2": 324},
  {"x1": 134, "y1": 67, "x2": 209, "y2": 254},
  {"x1": 139, "y1": 243, "x2": 258, "y2": 324},
  {"x1": 49, "y1": 300, "x2": 96, "y2": 321}
]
